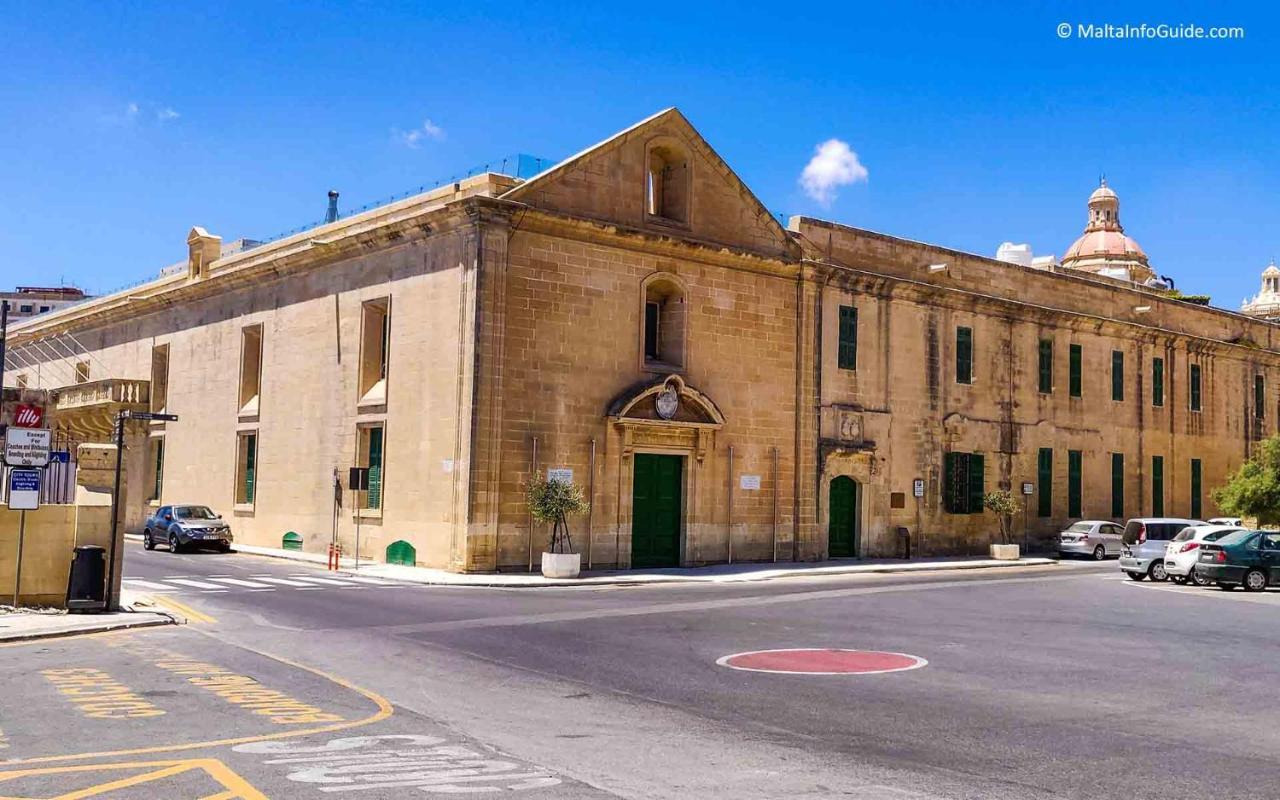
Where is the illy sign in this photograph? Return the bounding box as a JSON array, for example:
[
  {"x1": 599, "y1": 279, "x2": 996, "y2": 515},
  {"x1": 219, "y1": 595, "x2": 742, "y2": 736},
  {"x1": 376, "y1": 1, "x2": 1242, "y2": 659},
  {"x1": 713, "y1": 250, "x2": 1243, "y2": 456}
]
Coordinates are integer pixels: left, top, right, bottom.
[{"x1": 13, "y1": 404, "x2": 43, "y2": 428}]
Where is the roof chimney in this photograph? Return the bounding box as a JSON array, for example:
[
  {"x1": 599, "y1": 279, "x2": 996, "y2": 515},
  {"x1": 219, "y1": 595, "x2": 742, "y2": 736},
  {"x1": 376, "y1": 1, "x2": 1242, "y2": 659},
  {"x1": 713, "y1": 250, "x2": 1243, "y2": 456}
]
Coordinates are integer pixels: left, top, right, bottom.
[{"x1": 325, "y1": 190, "x2": 339, "y2": 224}]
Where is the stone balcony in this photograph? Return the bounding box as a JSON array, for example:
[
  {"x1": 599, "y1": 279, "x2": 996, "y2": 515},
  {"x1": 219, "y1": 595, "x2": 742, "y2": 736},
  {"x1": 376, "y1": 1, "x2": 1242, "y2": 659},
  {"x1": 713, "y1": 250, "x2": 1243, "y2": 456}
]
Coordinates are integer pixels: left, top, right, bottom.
[{"x1": 51, "y1": 378, "x2": 150, "y2": 440}]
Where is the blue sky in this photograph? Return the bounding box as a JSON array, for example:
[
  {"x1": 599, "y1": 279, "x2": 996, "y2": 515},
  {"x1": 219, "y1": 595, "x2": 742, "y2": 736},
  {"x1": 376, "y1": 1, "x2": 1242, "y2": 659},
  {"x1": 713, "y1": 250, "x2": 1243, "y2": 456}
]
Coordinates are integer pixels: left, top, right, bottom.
[{"x1": 1, "y1": 2, "x2": 1276, "y2": 307}]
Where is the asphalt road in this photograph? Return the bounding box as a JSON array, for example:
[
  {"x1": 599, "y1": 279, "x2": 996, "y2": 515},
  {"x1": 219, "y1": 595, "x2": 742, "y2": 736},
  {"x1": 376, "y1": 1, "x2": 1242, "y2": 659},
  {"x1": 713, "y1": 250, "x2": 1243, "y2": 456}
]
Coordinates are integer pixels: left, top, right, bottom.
[{"x1": 3, "y1": 544, "x2": 1279, "y2": 799}]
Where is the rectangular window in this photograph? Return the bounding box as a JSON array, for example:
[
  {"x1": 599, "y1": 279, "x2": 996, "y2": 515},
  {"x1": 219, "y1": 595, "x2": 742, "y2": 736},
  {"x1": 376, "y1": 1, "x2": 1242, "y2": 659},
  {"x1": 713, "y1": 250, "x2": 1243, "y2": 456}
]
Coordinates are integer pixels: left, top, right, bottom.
[
  {"x1": 1111, "y1": 453, "x2": 1124, "y2": 518},
  {"x1": 1152, "y1": 455, "x2": 1164, "y2": 516},
  {"x1": 1152, "y1": 357, "x2": 1164, "y2": 407},
  {"x1": 1256, "y1": 375, "x2": 1265, "y2": 421},
  {"x1": 357, "y1": 425, "x2": 385, "y2": 510},
  {"x1": 1112, "y1": 350, "x2": 1124, "y2": 401},
  {"x1": 151, "y1": 344, "x2": 170, "y2": 413},
  {"x1": 359, "y1": 299, "x2": 390, "y2": 403},
  {"x1": 238, "y1": 326, "x2": 262, "y2": 414},
  {"x1": 942, "y1": 451, "x2": 984, "y2": 514},
  {"x1": 75, "y1": 361, "x2": 89, "y2": 383},
  {"x1": 837, "y1": 306, "x2": 858, "y2": 371},
  {"x1": 1037, "y1": 448, "x2": 1053, "y2": 517},
  {"x1": 955, "y1": 327, "x2": 973, "y2": 385},
  {"x1": 1038, "y1": 339, "x2": 1053, "y2": 394},
  {"x1": 1189, "y1": 364, "x2": 1202, "y2": 412},
  {"x1": 644, "y1": 302, "x2": 660, "y2": 360},
  {"x1": 147, "y1": 438, "x2": 165, "y2": 502},
  {"x1": 1068, "y1": 450, "x2": 1082, "y2": 517},
  {"x1": 1190, "y1": 458, "x2": 1202, "y2": 520},
  {"x1": 1069, "y1": 344, "x2": 1082, "y2": 398},
  {"x1": 235, "y1": 432, "x2": 258, "y2": 506}
]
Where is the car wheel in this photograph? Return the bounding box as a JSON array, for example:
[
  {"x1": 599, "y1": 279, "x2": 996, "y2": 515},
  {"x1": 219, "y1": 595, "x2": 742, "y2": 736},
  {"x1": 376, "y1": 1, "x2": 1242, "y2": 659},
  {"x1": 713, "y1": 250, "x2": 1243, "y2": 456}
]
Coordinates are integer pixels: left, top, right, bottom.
[
  {"x1": 143, "y1": 530, "x2": 155, "y2": 551},
  {"x1": 1218, "y1": 582, "x2": 1237, "y2": 591},
  {"x1": 168, "y1": 533, "x2": 181, "y2": 553},
  {"x1": 1093, "y1": 545, "x2": 1106, "y2": 561},
  {"x1": 1170, "y1": 575, "x2": 1187, "y2": 585},
  {"x1": 1149, "y1": 561, "x2": 1168, "y2": 582},
  {"x1": 1126, "y1": 571, "x2": 1146, "y2": 581},
  {"x1": 1243, "y1": 569, "x2": 1269, "y2": 593},
  {"x1": 1190, "y1": 568, "x2": 1212, "y2": 588}
]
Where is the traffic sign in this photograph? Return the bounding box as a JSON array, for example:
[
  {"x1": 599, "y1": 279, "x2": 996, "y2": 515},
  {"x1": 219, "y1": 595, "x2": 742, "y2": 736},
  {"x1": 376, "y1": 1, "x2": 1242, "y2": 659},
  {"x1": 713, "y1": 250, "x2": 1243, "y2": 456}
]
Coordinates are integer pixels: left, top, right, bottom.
[
  {"x1": 49, "y1": 450, "x2": 71, "y2": 463},
  {"x1": 7, "y1": 469, "x2": 40, "y2": 510},
  {"x1": 123, "y1": 411, "x2": 179, "y2": 422},
  {"x1": 4, "y1": 428, "x2": 52, "y2": 467},
  {"x1": 348, "y1": 467, "x2": 370, "y2": 490}
]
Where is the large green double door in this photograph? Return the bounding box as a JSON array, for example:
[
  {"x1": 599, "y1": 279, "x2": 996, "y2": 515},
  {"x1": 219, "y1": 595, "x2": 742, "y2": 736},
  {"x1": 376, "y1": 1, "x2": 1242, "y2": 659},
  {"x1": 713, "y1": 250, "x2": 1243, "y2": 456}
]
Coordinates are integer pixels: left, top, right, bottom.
[
  {"x1": 631, "y1": 454, "x2": 683, "y2": 568},
  {"x1": 828, "y1": 476, "x2": 860, "y2": 558}
]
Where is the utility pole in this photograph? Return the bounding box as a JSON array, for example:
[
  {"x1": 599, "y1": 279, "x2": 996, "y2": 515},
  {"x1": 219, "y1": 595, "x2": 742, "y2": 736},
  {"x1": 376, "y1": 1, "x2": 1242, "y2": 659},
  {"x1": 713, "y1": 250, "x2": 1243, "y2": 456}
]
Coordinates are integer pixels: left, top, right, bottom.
[
  {"x1": 105, "y1": 411, "x2": 126, "y2": 611},
  {"x1": 1, "y1": 300, "x2": 9, "y2": 392}
]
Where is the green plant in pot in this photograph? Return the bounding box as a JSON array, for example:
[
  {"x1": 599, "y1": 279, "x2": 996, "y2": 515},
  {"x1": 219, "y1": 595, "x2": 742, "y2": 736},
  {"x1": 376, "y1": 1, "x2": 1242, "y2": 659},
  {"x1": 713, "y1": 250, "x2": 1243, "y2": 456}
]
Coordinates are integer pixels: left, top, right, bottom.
[
  {"x1": 983, "y1": 489, "x2": 1022, "y2": 559},
  {"x1": 526, "y1": 472, "x2": 589, "y2": 578}
]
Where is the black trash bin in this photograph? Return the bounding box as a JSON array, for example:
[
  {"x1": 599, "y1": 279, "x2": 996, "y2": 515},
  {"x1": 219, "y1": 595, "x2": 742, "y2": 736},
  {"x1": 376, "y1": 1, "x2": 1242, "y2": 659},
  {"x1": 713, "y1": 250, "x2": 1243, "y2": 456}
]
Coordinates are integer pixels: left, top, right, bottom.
[{"x1": 66, "y1": 545, "x2": 107, "y2": 613}]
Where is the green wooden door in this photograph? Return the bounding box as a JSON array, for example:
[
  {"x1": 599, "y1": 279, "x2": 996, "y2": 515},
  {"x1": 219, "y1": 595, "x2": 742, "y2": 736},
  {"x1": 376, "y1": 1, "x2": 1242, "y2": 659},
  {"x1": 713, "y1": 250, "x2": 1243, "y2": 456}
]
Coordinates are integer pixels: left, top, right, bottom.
[
  {"x1": 631, "y1": 454, "x2": 683, "y2": 568},
  {"x1": 829, "y1": 476, "x2": 858, "y2": 557}
]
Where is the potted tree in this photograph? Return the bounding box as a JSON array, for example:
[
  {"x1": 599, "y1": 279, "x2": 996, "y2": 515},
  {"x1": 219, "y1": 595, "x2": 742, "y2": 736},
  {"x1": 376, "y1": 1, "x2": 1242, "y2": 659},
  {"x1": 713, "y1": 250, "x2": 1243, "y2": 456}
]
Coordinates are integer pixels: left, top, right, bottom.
[
  {"x1": 983, "y1": 489, "x2": 1021, "y2": 560},
  {"x1": 526, "y1": 472, "x2": 590, "y2": 578}
]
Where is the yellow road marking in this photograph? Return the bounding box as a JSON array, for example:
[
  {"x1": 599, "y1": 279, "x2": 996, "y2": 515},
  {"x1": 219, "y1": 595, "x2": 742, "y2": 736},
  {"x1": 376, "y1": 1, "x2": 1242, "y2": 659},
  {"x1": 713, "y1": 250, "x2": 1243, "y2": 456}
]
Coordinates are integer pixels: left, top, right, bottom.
[
  {"x1": 0, "y1": 758, "x2": 267, "y2": 800},
  {"x1": 4, "y1": 628, "x2": 394, "y2": 765},
  {"x1": 40, "y1": 669, "x2": 164, "y2": 720},
  {"x1": 153, "y1": 595, "x2": 217, "y2": 624}
]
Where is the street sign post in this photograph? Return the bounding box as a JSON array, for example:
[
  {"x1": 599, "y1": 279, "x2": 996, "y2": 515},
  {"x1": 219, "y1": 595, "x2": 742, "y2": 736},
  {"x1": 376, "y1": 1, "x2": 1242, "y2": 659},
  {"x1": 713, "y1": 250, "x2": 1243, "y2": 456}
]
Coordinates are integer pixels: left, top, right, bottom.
[
  {"x1": 347, "y1": 467, "x2": 370, "y2": 572},
  {"x1": 4, "y1": 427, "x2": 52, "y2": 467},
  {"x1": 122, "y1": 411, "x2": 179, "y2": 422},
  {"x1": 8, "y1": 469, "x2": 40, "y2": 607},
  {"x1": 105, "y1": 411, "x2": 178, "y2": 612}
]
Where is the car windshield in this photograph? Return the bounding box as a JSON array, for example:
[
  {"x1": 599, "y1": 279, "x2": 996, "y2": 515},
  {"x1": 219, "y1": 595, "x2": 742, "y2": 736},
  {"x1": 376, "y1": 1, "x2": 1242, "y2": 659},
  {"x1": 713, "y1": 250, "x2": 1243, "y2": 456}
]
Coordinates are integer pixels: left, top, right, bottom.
[
  {"x1": 1213, "y1": 530, "x2": 1257, "y2": 547},
  {"x1": 1204, "y1": 529, "x2": 1241, "y2": 542},
  {"x1": 1172, "y1": 527, "x2": 1196, "y2": 542},
  {"x1": 174, "y1": 506, "x2": 217, "y2": 520},
  {"x1": 1066, "y1": 523, "x2": 1093, "y2": 533}
]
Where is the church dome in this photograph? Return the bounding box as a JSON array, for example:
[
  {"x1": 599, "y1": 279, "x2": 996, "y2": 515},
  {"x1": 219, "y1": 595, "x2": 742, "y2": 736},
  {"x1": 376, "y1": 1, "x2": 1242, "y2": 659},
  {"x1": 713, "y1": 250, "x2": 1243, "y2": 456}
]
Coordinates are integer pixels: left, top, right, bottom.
[{"x1": 1060, "y1": 179, "x2": 1154, "y2": 283}]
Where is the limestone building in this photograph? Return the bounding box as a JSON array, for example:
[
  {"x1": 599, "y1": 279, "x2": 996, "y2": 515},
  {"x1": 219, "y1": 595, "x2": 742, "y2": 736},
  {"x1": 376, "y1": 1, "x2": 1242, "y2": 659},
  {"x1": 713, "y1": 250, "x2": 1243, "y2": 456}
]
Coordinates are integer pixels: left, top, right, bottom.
[{"x1": 6, "y1": 109, "x2": 1278, "y2": 571}]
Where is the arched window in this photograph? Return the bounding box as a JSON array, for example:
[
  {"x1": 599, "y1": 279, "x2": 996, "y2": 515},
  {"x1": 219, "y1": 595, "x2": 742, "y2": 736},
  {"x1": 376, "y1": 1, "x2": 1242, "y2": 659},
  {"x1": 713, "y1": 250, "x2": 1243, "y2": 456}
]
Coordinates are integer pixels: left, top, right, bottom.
[
  {"x1": 645, "y1": 143, "x2": 689, "y2": 224},
  {"x1": 641, "y1": 274, "x2": 686, "y2": 370}
]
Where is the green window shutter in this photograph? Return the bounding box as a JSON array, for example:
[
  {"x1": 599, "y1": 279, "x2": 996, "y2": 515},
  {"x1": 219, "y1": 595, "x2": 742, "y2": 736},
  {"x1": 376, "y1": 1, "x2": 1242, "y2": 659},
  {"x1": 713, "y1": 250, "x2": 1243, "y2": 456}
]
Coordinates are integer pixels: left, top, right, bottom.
[
  {"x1": 966, "y1": 454, "x2": 985, "y2": 515},
  {"x1": 1190, "y1": 364, "x2": 1202, "y2": 411},
  {"x1": 1152, "y1": 455, "x2": 1164, "y2": 516},
  {"x1": 154, "y1": 439, "x2": 165, "y2": 501},
  {"x1": 1111, "y1": 453, "x2": 1124, "y2": 519},
  {"x1": 1112, "y1": 350, "x2": 1124, "y2": 402},
  {"x1": 1190, "y1": 458, "x2": 1202, "y2": 519},
  {"x1": 1069, "y1": 344, "x2": 1082, "y2": 398},
  {"x1": 1038, "y1": 340, "x2": 1053, "y2": 393},
  {"x1": 1037, "y1": 448, "x2": 1053, "y2": 517},
  {"x1": 943, "y1": 452, "x2": 961, "y2": 513},
  {"x1": 367, "y1": 427, "x2": 384, "y2": 510},
  {"x1": 244, "y1": 434, "x2": 257, "y2": 505},
  {"x1": 1067, "y1": 450, "x2": 1082, "y2": 517},
  {"x1": 838, "y1": 306, "x2": 858, "y2": 370},
  {"x1": 1256, "y1": 375, "x2": 1265, "y2": 420},
  {"x1": 956, "y1": 327, "x2": 973, "y2": 385},
  {"x1": 1152, "y1": 358, "x2": 1164, "y2": 407}
]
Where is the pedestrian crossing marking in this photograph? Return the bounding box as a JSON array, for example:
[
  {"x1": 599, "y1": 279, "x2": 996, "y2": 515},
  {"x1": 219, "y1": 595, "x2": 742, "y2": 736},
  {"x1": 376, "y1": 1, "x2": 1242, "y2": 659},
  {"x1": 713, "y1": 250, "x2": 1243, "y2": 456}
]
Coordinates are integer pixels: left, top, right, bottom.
[
  {"x1": 252, "y1": 577, "x2": 321, "y2": 587},
  {"x1": 206, "y1": 578, "x2": 273, "y2": 588},
  {"x1": 122, "y1": 574, "x2": 408, "y2": 595},
  {"x1": 166, "y1": 578, "x2": 229, "y2": 590}
]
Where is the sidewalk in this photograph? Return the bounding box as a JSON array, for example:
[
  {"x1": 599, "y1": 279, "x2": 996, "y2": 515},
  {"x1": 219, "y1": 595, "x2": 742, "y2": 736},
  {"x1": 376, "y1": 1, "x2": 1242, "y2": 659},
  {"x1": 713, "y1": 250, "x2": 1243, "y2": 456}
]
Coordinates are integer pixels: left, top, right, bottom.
[
  {"x1": 0, "y1": 591, "x2": 177, "y2": 644},
  {"x1": 193, "y1": 536, "x2": 1058, "y2": 588}
]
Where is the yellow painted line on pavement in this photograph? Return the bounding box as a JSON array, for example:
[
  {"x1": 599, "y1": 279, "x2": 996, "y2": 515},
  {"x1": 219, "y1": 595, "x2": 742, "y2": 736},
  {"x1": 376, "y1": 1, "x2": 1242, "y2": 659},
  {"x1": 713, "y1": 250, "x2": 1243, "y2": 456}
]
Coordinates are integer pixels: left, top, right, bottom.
[
  {"x1": 153, "y1": 595, "x2": 217, "y2": 625},
  {"x1": 41, "y1": 668, "x2": 165, "y2": 720},
  {"x1": 3, "y1": 629, "x2": 394, "y2": 766},
  {"x1": 0, "y1": 757, "x2": 267, "y2": 800}
]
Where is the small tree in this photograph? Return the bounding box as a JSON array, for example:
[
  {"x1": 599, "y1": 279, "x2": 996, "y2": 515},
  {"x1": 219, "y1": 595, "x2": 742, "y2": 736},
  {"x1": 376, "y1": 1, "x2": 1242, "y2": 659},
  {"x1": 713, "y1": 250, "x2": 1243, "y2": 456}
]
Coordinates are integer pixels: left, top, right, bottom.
[
  {"x1": 983, "y1": 489, "x2": 1021, "y2": 543},
  {"x1": 526, "y1": 473, "x2": 590, "y2": 554},
  {"x1": 1214, "y1": 435, "x2": 1280, "y2": 525}
]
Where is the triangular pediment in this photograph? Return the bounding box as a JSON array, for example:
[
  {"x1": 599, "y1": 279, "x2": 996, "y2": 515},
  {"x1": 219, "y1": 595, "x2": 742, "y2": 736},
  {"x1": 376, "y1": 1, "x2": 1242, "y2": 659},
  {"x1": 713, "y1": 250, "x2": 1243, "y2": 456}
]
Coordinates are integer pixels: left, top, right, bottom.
[{"x1": 502, "y1": 108, "x2": 794, "y2": 260}]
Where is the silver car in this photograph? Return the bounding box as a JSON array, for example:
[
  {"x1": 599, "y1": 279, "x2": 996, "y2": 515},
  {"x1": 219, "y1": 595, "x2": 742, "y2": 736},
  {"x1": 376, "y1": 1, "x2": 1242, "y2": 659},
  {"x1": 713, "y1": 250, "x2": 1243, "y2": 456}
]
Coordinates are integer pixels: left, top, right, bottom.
[
  {"x1": 143, "y1": 504, "x2": 234, "y2": 553},
  {"x1": 1119, "y1": 518, "x2": 1203, "y2": 581},
  {"x1": 1057, "y1": 521, "x2": 1125, "y2": 559}
]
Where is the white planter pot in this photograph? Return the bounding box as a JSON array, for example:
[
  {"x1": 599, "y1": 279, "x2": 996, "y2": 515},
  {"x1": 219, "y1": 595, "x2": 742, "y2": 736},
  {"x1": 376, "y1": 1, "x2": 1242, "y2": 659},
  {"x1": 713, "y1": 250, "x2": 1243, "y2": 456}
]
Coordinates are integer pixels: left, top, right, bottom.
[
  {"x1": 989, "y1": 544, "x2": 1020, "y2": 561},
  {"x1": 541, "y1": 551, "x2": 582, "y2": 578}
]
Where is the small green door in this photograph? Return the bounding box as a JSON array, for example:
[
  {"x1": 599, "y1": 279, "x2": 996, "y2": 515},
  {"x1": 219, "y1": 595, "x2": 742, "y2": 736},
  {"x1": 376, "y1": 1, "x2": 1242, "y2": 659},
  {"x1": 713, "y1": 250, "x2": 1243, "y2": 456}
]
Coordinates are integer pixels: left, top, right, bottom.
[
  {"x1": 632, "y1": 454, "x2": 683, "y2": 568},
  {"x1": 829, "y1": 476, "x2": 859, "y2": 558}
]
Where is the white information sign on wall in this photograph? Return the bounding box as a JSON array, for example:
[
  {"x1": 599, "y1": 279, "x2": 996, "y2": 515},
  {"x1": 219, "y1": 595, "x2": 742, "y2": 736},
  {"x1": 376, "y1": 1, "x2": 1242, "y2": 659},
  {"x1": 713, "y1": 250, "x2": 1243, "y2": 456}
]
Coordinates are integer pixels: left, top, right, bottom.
[
  {"x1": 547, "y1": 468, "x2": 574, "y2": 484},
  {"x1": 4, "y1": 428, "x2": 51, "y2": 468},
  {"x1": 442, "y1": 459, "x2": 454, "y2": 474},
  {"x1": 7, "y1": 469, "x2": 40, "y2": 510},
  {"x1": 739, "y1": 474, "x2": 761, "y2": 491},
  {"x1": 912, "y1": 479, "x2": 925, "y2": 497}
]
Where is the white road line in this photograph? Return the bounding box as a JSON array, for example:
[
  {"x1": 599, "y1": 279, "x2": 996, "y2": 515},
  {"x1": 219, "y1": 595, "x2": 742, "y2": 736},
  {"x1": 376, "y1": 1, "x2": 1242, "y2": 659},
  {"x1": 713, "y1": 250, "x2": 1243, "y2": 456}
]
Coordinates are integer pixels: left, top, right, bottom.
[
  {"x1": 165, "y1": 578, "x2": 230, "y2": 590},
  {"x1": 252, "y1": 577, "x2": 323, "y2": 587},
  {"x1": 206, "y1": 577, "x2": 274, "y2": 588},
  {"x1": 122, "y1": 579, "x2": 175, "y2": 592},
  {"x1": 335, "y1": 576, "x2": 394, "y2": 585},
  {"x1": 285, "y1": 576, "x2": 351, "y2": 585}
]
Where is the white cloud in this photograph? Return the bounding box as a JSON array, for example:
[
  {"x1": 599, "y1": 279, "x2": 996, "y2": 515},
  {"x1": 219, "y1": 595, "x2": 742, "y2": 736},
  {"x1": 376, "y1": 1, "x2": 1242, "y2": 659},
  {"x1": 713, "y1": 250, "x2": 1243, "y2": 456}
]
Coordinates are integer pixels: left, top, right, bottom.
[
  {"x1": 156, "y1": 107, "x2": 180, "y2": 121},
  {"x1": 799, "y1": 138, "x2": 869, "y2": 205},
  {"x1": 396, "y1": 118, "x2": 446, "y2": 148},
  {"x1": 125, "y1": 102, "x2": 140, "y2": 119}
]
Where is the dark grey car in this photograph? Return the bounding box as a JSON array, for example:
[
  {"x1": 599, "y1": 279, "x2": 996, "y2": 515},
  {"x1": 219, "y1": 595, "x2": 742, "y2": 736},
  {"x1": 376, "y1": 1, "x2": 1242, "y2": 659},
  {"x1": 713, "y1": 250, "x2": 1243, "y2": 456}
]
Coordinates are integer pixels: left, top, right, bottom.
[{"x1": 142, "y1": 505, "x2": 233, "y2": 553}]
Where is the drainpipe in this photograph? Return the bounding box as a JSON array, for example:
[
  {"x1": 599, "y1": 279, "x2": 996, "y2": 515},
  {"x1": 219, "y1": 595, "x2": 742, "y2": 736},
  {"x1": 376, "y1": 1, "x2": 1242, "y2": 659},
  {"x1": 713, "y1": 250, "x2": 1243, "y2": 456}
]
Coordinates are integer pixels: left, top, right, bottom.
[
  {"x1": 727, "y1": 444, "x2": 735, "y2": 564},
  {"x1": 587, "y1": 437, "x2": 596, "y2": 569},
  {"x1": 527, "y1": 436, "x2": 538, "y2": 572},
  {"x1": 772, "y1": 446, "x2": 779, "y2": 562}
]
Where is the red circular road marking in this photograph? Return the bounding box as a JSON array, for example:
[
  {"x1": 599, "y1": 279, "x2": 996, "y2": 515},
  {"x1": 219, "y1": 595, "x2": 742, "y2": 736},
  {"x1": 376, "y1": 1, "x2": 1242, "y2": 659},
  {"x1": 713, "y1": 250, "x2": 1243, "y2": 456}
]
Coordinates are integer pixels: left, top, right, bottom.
[{"x1": 716, "y1": 648, "x2": 927, "y2": 675}]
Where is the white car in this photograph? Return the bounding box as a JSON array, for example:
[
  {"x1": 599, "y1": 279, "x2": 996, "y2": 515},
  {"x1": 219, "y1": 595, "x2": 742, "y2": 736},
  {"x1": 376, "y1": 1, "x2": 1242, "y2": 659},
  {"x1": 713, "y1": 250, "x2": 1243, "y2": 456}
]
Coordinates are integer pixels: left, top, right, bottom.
[
  {"x1": 1057, "y1": 521, "x2": 1125, "y2": 559},
  {"x1": 1207, "y1": 517, "x2": 1243, "y2": 527},
  {"x1": 1164, "y1": 524, "x2": 1246, "y2": 586}
]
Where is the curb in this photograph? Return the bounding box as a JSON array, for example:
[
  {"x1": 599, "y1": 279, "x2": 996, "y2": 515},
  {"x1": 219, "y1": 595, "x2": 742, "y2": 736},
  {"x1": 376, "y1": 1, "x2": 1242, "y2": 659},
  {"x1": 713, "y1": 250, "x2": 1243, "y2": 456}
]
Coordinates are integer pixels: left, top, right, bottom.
[{"x1": 0, "y1": 613, "x2": 175, "y2": 644}]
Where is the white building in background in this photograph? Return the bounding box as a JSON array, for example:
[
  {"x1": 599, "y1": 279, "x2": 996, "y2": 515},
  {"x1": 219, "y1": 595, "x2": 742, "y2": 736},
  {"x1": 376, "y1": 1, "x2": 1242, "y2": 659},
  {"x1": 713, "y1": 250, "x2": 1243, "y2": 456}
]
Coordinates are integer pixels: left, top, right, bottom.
[
  {"x1": 995, "y1": 242, "x2": 1057, "y2": 270},
  {"x1": 1, "y1": 286, "x2": 91, "y2": 319},
  {"x1": 1241, "y1": 261, "x2": 1280, "y2": 321}
]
